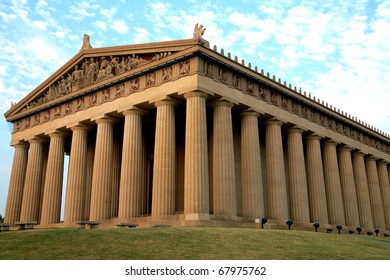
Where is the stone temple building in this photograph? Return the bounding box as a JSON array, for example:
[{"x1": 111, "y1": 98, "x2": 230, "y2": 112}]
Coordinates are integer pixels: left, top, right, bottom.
[{"x1": 3, "y1": 26, "x2": 390, "y2": 234}]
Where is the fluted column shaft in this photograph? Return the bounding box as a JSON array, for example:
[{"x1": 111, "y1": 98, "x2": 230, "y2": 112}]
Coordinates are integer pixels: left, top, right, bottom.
[
  {"x1": 353, "y1": 152, "x2": 373, "y2": 229},
  {"x1": 184, "y1": 91, "x2": 209, "y2": 216},
  {"x1": 4, "y1": 143, "x2": 29, "y2": 224},
  {"x1": 83, "y1": 142, "x2": 95, "y2": 220},
  {"x1": 111, "y1": 134, "x2": 121, "y2": 218},
  {"x1": 306, "y1": 134, "x2": 328, "y2": 224},
  {"x1": 64, "y1": 125, "x2": 89, "y2": 223},
  {"x1": 365, "y1": 156, "x2": 386, "y2": 229},
  {"x1": 118, "y1": 109, "x2": 144, "y2": 218},
  {"x1": 338, "y1": 146, "x2": 360, "y2": 228},
  {"x1": 40, "y1": 132, "x2": 66, "y2": 225},
  {"x1": 241, "y1": 111, "x2": 264, "y2": 219},
  {"x1": 322, "y1": 140, "x2": 345, "y2": 225},
  {"x1": 212, "y1": 100, "x2": 237, "y2": 216},
  {"x1": 265, "y1": 119, "x2": 288, "y2": 222},
  {"x1": 89, "y1": 117, "x2": 116, "y2": 221},
  {"x1": 378, "y1": 161, "x2": 390, "y2": 230},
  {"x1": 151, "y1": 100, "x2": 177, "y2": 216},
  {"x1": 20, "y1": 138, "x2": 45, "y2": 222},
  {"x1": 287, "y1": 127, "x2": 310, "y2": 223}
]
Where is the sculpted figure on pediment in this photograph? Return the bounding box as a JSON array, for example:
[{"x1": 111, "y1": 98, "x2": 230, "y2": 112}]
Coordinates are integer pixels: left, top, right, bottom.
[
  {"x1": 72, "y1": 65, "x2": 84, "y2": 91},
  {"x1": 85, "y1": 58, "x2": 98, "y2": 86},
  {"x1": 48, "y1": 85, "x2": 57, "y2": 100},
  {"x1": 96, "y1": 57, "x2": 114, "y2": 82}
]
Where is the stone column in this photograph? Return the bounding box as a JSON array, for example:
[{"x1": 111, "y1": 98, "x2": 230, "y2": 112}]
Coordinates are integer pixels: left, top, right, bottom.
[
  {"x1": 40, "y1": 131, "x2": 66, "y2": 225},
  {"x1": 64, "y1": 125, "x2": 89, "y2": 223},
  {"x1": 241, "y1": 111, "x2": 264, "y2": 219},
  {"x1": 184, "y1": 91, "x2": 209, "y2": 219},
  {"x1": 212, "y1": 100, "x2": 237, "y2": 217},
  {"x1": 305, "y1": 134, "x2": 328, "y2": 224},
  {"x1": 89, "y1": 116, "x2": 116, "y2": 221},
  {"x1": 353, "y1": 151, "x2": 373, "y2": 230},
  {"x1": 365, "y1": 156, "x2": 386, "y2": 230},
  {"x1": 338, "y1": 146, "x2": 360, "y2": 228},
  {"x1": 287, "y1": 127, "x2": 310, "y2": 223},
  {"x1": 83, "y1": 141, "x2": 95, "y2": 220},
  {"x1": 19, "y1": 137, "x2": 46, "y2": 222},
  {"x1": 4, "y1": 142, "x2": 29, "y2": 224},
  {"x1": 118, "y1": 109, "x2": 144, "y2": 218},
  {"x1": 377, "y1": 161, "x2": 390, "y2": 230},
  {"x1": 322, "y1": 140, "x2": 345, "y2": 225},
  {"x1": 110, "y1": 133, "x2": 122, "y2": 218},
  {"x1": 265, "y1": 118, "x2": 288, "y2": 222},
  {"x1": 152, "y1": 99, "x2": 177, "y2": 216}
]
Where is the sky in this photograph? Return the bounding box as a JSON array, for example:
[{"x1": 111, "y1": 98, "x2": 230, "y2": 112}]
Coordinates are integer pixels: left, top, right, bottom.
[{"x1": 0, "y1": 0, "x2": 390, "y2": 216}]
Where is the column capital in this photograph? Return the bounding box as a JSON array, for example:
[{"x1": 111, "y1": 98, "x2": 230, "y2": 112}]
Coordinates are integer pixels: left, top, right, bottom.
[
  {"x1": 26, "y1": 136, "x2": 47, "y2": 144},
  {"x1": 93, "y1": 115, "x2": 119, "y2": 125},
  {"x1": 322, "y1": 139, "x2": 339, "y2": 147},
  {"x1": 183, "y1": 90, "x2": 209, "y2": 99},
  {"x1": 353, "y1": 150, "x2": 366, "y2": 157},
  {"x1": 366, "y1": 155, "x2": 379, "y2": 162},
  {"x1": 210, "y1": 98, "x2": 236, "y2": 108},
  {"x1": 306, "y1": 132, "x2": 324, "y2": 141},
  {"x1": 286, "y1": 126, "x2": 305, "y2": 134},
  {"x1": 337, "y1": 145, "x2": 354, "y2": 152},
  {"x1": 154, "y1": 98, "x2": 179, "y2": 108},
  {"x1": 69, "y1": 123, "x2": 93, "y2": 132},
  {"x1": 240, "y1": 109, "x2": 263, "y2": 117},
  {"x1": 11, "y1": 141, "x2": 29, "y2": 148},
  {"x1": 264, "y1": 117, "x2": 283, "y2": 127},
  {"x1": 121, "y1": 107, "x2": 147, "y2": 116},
  {"x1": 46, "y1": 130, "x2": 69, "y2": 138},
  {"x1": 378, "y1": 160, "x2": 389, "y2": 166}
]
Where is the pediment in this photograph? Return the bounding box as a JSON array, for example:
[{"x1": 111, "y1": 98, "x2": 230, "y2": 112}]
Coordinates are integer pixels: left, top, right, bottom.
[{"x1": 5, "y1": 37, "x2": 206, "y2": 122}]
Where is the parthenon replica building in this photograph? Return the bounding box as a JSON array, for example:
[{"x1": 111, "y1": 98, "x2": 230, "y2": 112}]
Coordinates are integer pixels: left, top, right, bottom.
[{"x1": 3, "y1": 26, "x2": 390, "y2": 234}]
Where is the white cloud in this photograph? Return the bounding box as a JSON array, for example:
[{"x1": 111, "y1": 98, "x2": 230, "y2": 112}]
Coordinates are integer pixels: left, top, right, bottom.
[
  {"x1": 32, "y1": 20, "x2": 47, "y2": 30},
  {"x1": 69, "y1": 1, "x2": 99, "y2": 21},
  {"x1": 111, "y1": 19, "x2": 129, "y2": 34},
  {"x1": 96, "y1": 21, "x2": 107, "y2": 31},
  {"x1": 0, "y1": 11, "x2": 17, "y2": 21},
  {"x1": 133, "y1": 27, "x2": 150, "y2": 44},
  {"x1": 100, "y1": 8, "x2": 117, "y2": 20}
]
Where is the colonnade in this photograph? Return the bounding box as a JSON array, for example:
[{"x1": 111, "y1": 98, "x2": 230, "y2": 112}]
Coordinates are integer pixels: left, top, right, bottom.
[{"x1": 4, "y1": 91, "x2": 390, "y2": 232}]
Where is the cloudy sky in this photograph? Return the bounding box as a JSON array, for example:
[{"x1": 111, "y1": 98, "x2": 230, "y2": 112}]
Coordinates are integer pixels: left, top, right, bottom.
[{"x1": 0, "y1": 0, "x2": 389, "y2": 216}]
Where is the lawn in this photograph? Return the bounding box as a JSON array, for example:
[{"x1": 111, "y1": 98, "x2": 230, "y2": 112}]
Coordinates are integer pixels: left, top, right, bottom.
[{"x1": 0, "y1": 227, "x2": 389, "y2": 260}]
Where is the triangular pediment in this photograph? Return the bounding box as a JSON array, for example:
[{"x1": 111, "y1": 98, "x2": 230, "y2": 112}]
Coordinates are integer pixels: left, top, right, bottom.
[{"x1": 5, "y1": 37, "x2": 207, "y2": 122}]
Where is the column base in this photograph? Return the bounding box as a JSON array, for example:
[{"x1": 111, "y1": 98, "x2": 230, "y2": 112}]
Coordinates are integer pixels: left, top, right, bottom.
[{"x1": 184, "y1": 213, "x2": 210, "y2": 221}]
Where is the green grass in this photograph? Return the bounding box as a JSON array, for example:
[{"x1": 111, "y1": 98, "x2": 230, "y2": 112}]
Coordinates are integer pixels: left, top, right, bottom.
[{"x1": 0, "y1": 227, "x2": 389, "y2": 260}]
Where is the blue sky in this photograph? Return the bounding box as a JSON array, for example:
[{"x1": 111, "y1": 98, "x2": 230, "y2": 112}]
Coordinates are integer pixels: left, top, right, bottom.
[{"x1": 0, "y1": 0, "x2": 389, "y2": 216}]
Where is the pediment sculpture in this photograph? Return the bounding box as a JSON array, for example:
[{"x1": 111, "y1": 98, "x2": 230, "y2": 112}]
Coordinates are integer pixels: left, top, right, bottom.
[{"x1": 23, "y1": 51, "x2": 173, "y2": 111}]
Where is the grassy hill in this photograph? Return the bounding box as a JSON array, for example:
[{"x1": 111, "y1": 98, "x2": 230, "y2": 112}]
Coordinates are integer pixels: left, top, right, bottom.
[{"x1": 0, "y1": 227, "x2": 389, "y2": 260}]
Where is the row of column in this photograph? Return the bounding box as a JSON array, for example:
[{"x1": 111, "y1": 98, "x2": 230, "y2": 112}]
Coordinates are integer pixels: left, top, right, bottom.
[{"x1": 5, "y1": 91, "x2": 390, "y2": 231}]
